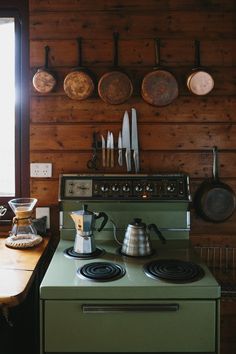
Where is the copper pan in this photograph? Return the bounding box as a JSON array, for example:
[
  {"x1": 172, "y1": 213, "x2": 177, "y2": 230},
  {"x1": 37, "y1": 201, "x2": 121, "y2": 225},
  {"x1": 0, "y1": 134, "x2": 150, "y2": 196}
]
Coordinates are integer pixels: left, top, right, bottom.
[
  {"x1": 141, "y1": 38, "x2": 178, "y2": 107},
  {"x1": 64, "y1": 37, "x2": 96, "y2": 100},
  {"x1": 32, "y1": 46, "x2": 57, "y2": 93},
  {"x1": 187, "y1": 40, "x2": 214, "y2": 96},
  {"x1": 98, "y1": 32, "x2": 133, "y2": 105}
]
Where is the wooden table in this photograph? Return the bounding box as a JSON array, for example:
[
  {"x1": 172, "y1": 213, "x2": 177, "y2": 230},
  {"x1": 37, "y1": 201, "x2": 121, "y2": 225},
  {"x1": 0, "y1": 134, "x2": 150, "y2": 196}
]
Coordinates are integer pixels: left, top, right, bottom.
[{"x1": 0, "y1": 237, "x2": 50, "y2": 307}]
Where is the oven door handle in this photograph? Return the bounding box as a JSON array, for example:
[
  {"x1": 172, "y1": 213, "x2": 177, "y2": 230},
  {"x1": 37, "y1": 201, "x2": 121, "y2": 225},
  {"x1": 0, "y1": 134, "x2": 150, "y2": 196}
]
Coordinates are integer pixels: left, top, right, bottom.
[{"x1": 82, "y1": 304, "x2": 179, "y2": 313}]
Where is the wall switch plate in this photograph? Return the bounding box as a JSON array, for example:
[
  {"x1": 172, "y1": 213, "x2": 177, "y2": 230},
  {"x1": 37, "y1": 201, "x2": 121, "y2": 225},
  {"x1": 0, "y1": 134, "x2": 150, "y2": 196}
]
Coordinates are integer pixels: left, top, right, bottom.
[
  {"x1": 30, "y1": 163, "x2": 52, "y2": 177},
  {"x1": 36, "y1": 207, "x2": 50, "y2": 229}
]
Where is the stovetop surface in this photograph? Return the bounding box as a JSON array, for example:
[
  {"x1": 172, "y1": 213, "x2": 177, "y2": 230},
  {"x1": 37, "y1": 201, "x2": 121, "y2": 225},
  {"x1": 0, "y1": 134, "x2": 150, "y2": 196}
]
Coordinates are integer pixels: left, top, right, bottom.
[{"x1": 40, "y1": 239, "x2": 220, "y2": 300}]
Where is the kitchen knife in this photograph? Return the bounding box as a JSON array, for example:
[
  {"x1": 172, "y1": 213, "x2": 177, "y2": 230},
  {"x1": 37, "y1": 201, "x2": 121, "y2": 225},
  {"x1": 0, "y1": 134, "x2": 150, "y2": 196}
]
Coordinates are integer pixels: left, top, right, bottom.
[
  {"x1": 106, "y1": 131, "x2": 111, "y2": 167},
  {"x1": 110, "y1": 132, "x2": 114, "y2": 168},
  {"x1": 122, "y1": 111, "x2": 131, "y2": 172},
  {"x1": 101, "y1": 134, "x2": 106, "y2": 167},
  {"x1": 118, "y1": 131, "x2": 123, "y2": 166},
  {"x1": 131, "y1": 108, "x2": 140, "y2": 173}
]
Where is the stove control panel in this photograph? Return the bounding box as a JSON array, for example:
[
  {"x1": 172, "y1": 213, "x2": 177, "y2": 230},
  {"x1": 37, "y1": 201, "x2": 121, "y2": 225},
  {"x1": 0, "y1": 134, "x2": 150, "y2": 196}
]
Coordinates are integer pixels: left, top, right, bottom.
[{"x1": 59, "y1": 174, "x2": 191, "y2": 201}]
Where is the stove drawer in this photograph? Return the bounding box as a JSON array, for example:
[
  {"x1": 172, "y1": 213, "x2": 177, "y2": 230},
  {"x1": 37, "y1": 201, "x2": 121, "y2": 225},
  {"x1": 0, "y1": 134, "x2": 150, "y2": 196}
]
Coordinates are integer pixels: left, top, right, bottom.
[{"x1": 42, "y1": 300, "x2": 217, "y2": 353}]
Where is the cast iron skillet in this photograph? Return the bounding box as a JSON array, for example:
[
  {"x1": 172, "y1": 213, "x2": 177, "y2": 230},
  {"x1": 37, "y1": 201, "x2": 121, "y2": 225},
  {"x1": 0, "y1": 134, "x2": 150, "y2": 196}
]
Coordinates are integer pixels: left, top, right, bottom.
[{"x1": 194, "y1": 146, "x2": 236, "y2": 223}]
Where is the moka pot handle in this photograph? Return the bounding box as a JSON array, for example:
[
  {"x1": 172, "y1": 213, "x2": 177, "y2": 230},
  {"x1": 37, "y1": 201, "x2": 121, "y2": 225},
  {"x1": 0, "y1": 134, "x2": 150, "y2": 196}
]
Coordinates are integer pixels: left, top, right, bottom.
[{"x1": 95, "y1": 212, "x2": 108, "y2": 232}]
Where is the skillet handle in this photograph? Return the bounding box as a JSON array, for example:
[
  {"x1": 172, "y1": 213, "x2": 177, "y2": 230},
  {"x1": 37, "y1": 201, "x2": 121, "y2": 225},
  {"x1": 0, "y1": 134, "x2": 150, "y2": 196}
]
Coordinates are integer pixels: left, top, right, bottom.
[
  {"x1": 44, "y1": 45, "x2": 50, "y2": 69},
  {"x1": 212, "y1": 146, "x2": 219, "y2": 182},
  {"x1": 194, "y1": 39, "x2": 201, "y2": 68},
  {"x1": 113, "y1": 32, "x2": 119, "y2": 67},
  {"x1": 154, "y1": 38, "x2": 161, "y2": 67},
  {"x1": 77, "y1": 37, "x2": 82, "y2": 67}
]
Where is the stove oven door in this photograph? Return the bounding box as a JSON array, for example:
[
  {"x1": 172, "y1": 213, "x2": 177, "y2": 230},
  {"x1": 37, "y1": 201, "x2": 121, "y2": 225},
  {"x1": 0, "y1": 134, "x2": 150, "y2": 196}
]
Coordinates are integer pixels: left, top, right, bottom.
[{"x1": 42, "y1": 299, "x2": 218, "y2": 353}]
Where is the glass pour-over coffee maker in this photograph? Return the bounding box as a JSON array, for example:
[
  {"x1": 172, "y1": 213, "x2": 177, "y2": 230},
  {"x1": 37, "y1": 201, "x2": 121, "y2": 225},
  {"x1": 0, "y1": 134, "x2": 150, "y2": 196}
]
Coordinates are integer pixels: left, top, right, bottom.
[
  {"x1": 6, "y1": 198, "x2": 42, "y2": 249},
  {"x1": 8, "y1": 198, "x2": 38, "y2": 236}
]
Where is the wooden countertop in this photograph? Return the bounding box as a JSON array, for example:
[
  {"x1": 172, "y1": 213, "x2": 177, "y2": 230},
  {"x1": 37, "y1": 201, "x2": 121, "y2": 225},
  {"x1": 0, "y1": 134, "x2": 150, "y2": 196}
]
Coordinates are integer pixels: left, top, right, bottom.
[{"x1": 0, "y1": 237, "x2": 50, "y2": 307}]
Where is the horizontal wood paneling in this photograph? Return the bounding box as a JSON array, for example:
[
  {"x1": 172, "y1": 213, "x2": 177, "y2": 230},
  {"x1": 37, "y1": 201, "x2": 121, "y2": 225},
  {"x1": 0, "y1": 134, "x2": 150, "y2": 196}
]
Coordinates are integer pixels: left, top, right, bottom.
[
  {"x1": 30, "y1": 11, "x2": 235, "y2": 40},
  {"x1": 30, "y1": 151, "x2": 236, "y2": 178},
  {"x1": 30, "y1": 123, "x2": 236, "y2": 151},
  {"x1": 30, "y1": 96, "x2": 236, "y2": 123},
  {"x1": 30, "y1": 0, "x2": 236, "y2": 12}
]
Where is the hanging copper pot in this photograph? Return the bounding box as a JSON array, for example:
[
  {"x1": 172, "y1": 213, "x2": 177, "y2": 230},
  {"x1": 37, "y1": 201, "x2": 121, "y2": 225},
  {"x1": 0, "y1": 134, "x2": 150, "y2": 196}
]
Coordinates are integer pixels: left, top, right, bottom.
[
  {"x1": 141, "y1": 38, "x2": 179, "y2": 107},
  {"x1": 98, "y1": 32, "x2": 133, "y2": 105},
  {"x1": 64, "y1": 37, "x2": 96, "y2": 100},
  {"x1": 32, "y1": 46, "x2": 57, "y2": 93},
  {"x1": 187, "y1": 40, "x2": 214, "y2": 96}
]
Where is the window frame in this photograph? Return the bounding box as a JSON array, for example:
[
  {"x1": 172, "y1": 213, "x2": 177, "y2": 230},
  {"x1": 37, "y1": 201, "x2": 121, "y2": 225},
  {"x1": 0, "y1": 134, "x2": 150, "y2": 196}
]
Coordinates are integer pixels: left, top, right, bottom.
[{"x1": 0, "y1": 0, "x2": 29, "y2": 223}]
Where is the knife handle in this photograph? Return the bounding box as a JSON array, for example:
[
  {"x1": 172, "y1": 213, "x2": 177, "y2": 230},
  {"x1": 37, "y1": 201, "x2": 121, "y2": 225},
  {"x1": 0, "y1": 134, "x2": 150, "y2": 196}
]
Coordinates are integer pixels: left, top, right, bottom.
[
  {"x1": 125, "y1": 149, "x2": 131, "y2": 172},
  {"x1": 111, "y1": 149, "x2": 114, "y2": 168},
  {"x1": 102, "y1": 148, "x2": 106, "y2": 167},
  {"x1": 106, "y1": 148, "x2": 110, "y2": 168},
  {"x1": 118, "y1": 149, "x2": 123, "y2": 166},
  {"x1": 133, "y1": 150, "x2": 140, "y2": 173}
]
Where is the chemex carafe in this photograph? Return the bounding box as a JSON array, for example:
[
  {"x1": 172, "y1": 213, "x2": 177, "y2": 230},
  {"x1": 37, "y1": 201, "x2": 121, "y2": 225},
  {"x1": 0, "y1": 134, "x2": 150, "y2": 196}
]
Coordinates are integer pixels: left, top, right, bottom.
[{"x1": 70, "y1": 204, "x2": 108, "y2": 254}]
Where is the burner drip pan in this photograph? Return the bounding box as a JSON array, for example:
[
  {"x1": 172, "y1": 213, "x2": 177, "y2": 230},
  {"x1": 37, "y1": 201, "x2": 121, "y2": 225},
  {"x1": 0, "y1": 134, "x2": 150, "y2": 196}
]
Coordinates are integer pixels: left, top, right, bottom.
[
  {"x1": 77, "y1": 262, "x2": 126, "y2": 282},
  {"x1": 64, "y1": 247, "x2": 104, "y2": 259},
  {"x1": 144, "y1": 259, "x2": 205, "y2": 283}
]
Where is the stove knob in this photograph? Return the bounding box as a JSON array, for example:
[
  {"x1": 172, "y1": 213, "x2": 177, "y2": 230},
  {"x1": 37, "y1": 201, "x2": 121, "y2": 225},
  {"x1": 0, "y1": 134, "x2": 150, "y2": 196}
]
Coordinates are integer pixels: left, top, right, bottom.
[
  {"x1": 135, "y1": 184, "x2": 143, "y2": 192},
  {"x1": 167, "y1": 183, "x2": 175, "y2": 192},
  {"x1": 100, "y1": 184, "x2": 109, "y2": 192},
  {"x1": 145, "y1": 184, "x2": 153, "y2": 192},
  {"x1": 112, "y1": 184, "x2": 119, "y2": 192},
  {"x1": 122, "y1": 184, "x2": 130, "y2": 192}
]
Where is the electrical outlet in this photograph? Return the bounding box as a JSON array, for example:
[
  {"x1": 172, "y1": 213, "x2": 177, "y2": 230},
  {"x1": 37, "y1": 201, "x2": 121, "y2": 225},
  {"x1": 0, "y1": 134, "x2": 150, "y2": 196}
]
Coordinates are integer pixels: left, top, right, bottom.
[{"x1": 30, "y1": 163, "x2": 52, "y2": 178}]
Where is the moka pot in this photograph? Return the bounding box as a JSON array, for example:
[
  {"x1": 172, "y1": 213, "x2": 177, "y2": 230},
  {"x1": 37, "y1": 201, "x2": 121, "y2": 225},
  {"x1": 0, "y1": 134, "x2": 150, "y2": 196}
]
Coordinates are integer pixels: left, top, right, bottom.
[{"x1": 70, "y1": 204, "x2": 108, "y2": 254}]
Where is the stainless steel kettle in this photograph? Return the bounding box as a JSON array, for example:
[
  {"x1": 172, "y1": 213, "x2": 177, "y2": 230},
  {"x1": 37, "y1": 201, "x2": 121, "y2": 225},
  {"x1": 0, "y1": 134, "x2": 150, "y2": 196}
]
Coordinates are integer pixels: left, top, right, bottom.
[{"x1": 112, "y1": 218, "x2": 166, "y2": 257}]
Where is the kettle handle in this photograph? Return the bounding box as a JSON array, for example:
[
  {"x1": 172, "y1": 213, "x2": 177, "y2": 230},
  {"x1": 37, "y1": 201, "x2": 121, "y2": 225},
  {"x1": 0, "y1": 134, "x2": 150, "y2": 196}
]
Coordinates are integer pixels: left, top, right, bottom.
[
  {"x1": 95, "y1": 212, "x2": 108, "y2": 232},
  {"x1": 148, "y1": 224, "x2": 166, "y2": 244}
]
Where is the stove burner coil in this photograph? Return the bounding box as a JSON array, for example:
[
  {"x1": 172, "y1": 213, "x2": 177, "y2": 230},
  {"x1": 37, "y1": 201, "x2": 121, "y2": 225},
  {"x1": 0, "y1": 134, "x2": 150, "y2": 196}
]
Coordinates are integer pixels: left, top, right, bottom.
[
  {"x1": 64, "y1": 247, "x2": 104, "y2": 259},
  {"x1": 77, "y1": 262, "x2": 126, "y2": 282},
  {"x1": 144, "y1": 259, "x2": 205, "y2": 283}
]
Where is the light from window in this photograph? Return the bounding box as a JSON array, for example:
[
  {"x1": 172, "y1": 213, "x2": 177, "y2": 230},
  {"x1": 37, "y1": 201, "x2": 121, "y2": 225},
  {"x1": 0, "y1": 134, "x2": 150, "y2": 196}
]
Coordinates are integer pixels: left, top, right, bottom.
[{"x1": 0, "y1": 18, "x2": 15, "y2": 196}]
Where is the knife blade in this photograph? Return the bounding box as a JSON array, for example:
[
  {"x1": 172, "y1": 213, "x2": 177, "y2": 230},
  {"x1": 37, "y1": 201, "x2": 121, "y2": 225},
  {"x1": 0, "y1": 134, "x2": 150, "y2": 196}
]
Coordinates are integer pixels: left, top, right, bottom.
[
  {"x1": 122, "y1": 110, "x2": 131, "y2": 172},
  {"x1": 118, "y1": 131, "x2": 123, "y2": 166},
  {"x1": 110, "y1": 132, "x2": 114, "y2": 168},
  {"x1": 101, "y1": 134, "x2": 106, "y2": 167},
  {"x1": 131, "y1": 108, "x2": 140, "y2": 173},
  {"x1": 106, "y1": 131, "x2": 111, "y2": 167}
]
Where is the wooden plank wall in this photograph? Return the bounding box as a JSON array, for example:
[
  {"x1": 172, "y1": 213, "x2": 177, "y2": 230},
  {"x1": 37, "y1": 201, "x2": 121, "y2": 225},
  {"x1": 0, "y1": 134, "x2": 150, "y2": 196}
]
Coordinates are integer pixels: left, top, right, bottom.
[
  {"x1": 29, "y1": 0, "x2": 236, "y2": 239},
  {"x1": 29, "y1": 1, "x2": 236, "y2": 352}
]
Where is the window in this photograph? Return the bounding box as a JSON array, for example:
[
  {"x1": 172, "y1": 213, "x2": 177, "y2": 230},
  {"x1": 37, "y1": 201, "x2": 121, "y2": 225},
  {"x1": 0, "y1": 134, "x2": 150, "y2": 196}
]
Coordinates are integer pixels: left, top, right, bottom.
[
  {"x1": 0, "y1": 1, "x2": 29, "y2": 223},
  {"x1": 0, "y1": 18, "x2": 15, "y2": 197}
]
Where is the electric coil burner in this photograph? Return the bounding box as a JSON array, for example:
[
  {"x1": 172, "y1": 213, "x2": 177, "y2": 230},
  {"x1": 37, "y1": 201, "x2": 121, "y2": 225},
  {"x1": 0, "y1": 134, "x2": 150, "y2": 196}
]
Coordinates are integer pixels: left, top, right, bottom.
[
  {"x1": 77, "y1": 262, "x2": 125, "y2": 282},
  {"x1": 64, "y1": 246, "x2": 104, "y2": 259},
  {"x1": 40, "y1": 174, "x2": 220, "y2": 354},
  {"x1": 144, "y1": 259, "x2": 205, "y2": 283}
]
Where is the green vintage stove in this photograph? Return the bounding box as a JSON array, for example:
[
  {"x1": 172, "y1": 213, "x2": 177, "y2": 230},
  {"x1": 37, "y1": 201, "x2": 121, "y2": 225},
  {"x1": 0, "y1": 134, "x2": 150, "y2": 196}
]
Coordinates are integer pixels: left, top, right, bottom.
[{"x1": 40, "y1": 174, "x2": 220, "y2": 354}]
